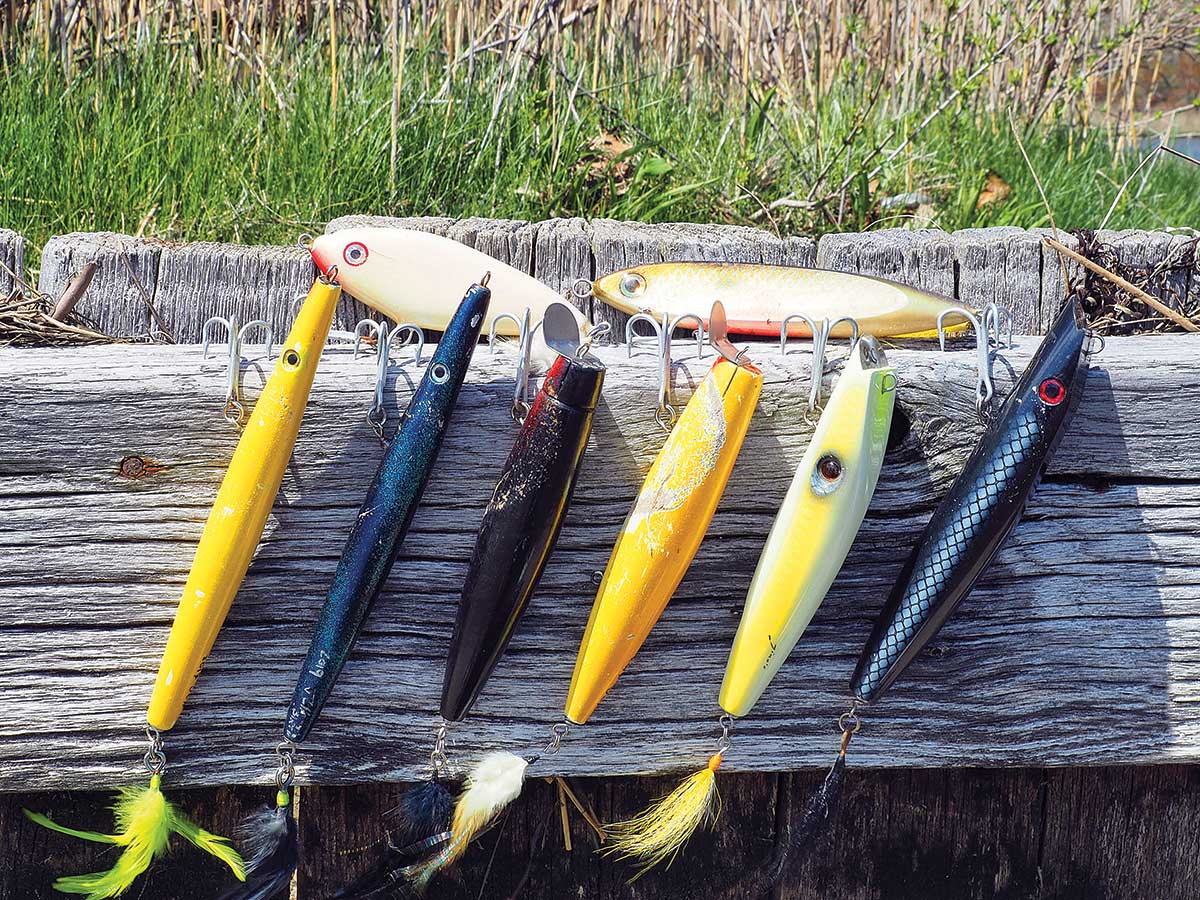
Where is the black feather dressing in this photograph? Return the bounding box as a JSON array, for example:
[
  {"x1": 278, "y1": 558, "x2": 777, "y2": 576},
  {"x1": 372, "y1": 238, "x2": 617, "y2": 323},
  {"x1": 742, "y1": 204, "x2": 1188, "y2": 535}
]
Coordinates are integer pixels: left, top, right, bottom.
[
  {"x1": 215, "y1": 792, "x2": 298, "y2": 900},
  {"x1": 744, "y1": 725, "x2": 854, "y2": 894},
  {"x1": 327, "y1": 779, "x2": 454, "y2": 900},
  {"x1": 392, "y1": 779, "x2": 452, "y2": 849}
]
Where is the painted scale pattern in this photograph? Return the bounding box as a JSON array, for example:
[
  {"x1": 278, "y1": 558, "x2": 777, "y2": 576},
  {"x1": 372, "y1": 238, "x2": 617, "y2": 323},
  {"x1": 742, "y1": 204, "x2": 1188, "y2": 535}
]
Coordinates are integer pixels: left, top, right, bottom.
[
  {"x1": 440, "y1": 354, "x2": 605, "y2": 722},
  {"x1": 283, "y1": 282, "x2": 490, "y2": 743},
  {"x1": 591, "y1": 262, "x2": 968, "y2": 338},
  {"x1": 852, "y1": 300, "x2": 1089, "y2": 705}
]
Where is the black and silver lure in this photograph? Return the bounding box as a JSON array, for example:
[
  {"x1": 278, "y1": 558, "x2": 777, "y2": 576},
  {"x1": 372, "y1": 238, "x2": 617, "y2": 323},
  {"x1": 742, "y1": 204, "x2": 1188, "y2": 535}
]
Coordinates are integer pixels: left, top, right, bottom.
[
  {"x1": 759, "y1": 299, "x2": 1094, "y2": 886},
  {"x1": 217, "y1": 276, "x2": 491, "y2": 900}
]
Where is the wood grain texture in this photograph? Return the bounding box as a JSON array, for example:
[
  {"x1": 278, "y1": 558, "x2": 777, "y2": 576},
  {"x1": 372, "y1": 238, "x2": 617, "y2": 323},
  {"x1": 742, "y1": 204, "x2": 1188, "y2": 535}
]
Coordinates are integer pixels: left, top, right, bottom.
[
  {"x1": 36, "y1": 232, "x2": 164, "y2": 338},
  {"x1": 293, "y1": 765, "x2": 1200, "y2": 900},
  {"x1": 0, "y1": 334, "x2": 1196, "y2": 790},
  {"x1": 0, "y1": 228, "x2": 25, "y2": 294}
]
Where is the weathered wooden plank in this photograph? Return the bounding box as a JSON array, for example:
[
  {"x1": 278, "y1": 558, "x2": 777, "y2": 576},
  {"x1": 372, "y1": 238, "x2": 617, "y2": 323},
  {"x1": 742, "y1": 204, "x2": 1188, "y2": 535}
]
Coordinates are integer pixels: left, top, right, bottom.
[
  {"x1": 152, "y1": 241, "x2": 328, "y2": 344},
  {"x1": 0, "y1": 228, "x2": 25, "y2": 294},
  {"x1": 295, "y1": 765, "x2": 1200, "y2": 900},
  {"x1": 0, "y1": 334, "x2": 1195, "y2": 790},
  {"x1": 36, "y1": 232, "x2": 164, "y2": 338}
]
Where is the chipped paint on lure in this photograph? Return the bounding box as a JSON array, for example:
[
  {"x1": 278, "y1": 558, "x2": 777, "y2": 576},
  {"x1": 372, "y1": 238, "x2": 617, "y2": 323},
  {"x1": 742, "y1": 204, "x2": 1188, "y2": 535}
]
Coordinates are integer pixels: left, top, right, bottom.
[
  {"x1": 147, "y1": 276, "x2": 341, "y2": 733},
  {"x1": 592, "y1": 262, "x2": 969, "y2": 338},
  {"x1": 566, "y1": 355, "x2": 762, "y2": 726},
  {"x1": 440, "y1": 351, "x2": 606, "y2": 723},
  {"x1": 283, "y1": 279, "x2": 490, "y2": 743},
  {"x1": 310, "y1": 227, "x2": 585, "y2": 338},
  {"x1": 851, "y1": 299, "x2": 1090, "y2": 704},
  {"x1": 720, "y1": 337, "x2": 896, "y2": 719}
]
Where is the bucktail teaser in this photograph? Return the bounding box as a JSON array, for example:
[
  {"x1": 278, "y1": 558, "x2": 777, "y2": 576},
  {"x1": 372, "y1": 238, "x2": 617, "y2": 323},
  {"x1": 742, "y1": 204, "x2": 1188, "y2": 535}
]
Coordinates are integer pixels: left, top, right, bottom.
[
  {"x1": 25, "y1": 271, "x2": 344, "y2": 899},
  {"x1": 592, "y1": 262, "x2": 970, "y2": 339},
  {"x1": 606, "y1": 319, "x2": 898, "y2": 873},
  {"x1": 759, "y1": 299, "x2": 1094, "y2": 889},
  {"x1": 220, "y1": 277, "x2": 492, "y2": 900}
]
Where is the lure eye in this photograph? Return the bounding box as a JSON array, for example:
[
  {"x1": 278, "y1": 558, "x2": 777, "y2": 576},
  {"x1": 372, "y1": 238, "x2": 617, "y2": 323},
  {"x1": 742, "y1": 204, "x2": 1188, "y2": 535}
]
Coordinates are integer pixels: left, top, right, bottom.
[
  {"x1": 343, "y1": 242, "x2": 369, "y2": 266},
  {"x1": 619, "y1": 272, "x2": 646, "y2": 298},
  {"x1": 281, "y1": 349, "x2": 301, "y2": 371},
  {"x1": 430, "y1": 362, "x2": 450, "y2": 384},
  {"x1": 811, "y1": 453, "x2": 845, "y2": 496},
  {"x1": 1038, "y1": 377, "x2": 1065, "y2": 406}
]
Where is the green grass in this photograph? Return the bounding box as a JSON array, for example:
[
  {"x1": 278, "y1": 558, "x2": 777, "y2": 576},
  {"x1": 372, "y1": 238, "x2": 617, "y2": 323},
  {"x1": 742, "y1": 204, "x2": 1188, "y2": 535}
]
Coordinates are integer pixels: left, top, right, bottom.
[{"x1": 2, "y1": 44, "x2": 1197, "y2": 272}]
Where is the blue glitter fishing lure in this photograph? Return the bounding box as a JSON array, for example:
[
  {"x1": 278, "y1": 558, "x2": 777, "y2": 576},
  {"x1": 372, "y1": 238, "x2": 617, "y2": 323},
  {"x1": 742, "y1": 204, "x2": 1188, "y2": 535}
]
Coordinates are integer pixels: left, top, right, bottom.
[{"x1": 285, "y1": 278, "x2": 491, "y2": 742}]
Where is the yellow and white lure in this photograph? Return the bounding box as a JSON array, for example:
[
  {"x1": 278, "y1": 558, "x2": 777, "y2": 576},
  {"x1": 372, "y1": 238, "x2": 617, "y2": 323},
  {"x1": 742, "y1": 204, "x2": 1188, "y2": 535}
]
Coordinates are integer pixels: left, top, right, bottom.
[
  {"x1": 721, "y1": 336, "x2": 896, "y2": 717},
  {"x1": 26, "y1": 273, "x2": 342, "y2": 900},
  {"x1": 607, "y1": 336, "x2": 897, "y2": 873}
]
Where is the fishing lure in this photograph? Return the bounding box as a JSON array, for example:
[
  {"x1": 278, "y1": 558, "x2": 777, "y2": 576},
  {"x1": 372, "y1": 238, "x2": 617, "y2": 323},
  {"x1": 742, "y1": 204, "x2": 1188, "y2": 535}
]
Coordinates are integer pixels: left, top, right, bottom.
[
  {"x1": 442, "y1": 304, "x2": 607, "y2": 723},
  {"x1": 756, "y1": 299, "x2": 1093, "y2": 889},
  {"x1": 309, "y1": 227, "x2": 586, "y2": 338},
  {"x1": 606, "y1": 323, "x2": 898, "y2": 871},
  {"x1": 349, "y1": 304, "x2": 610, "y2": 891},
  {"x1": 26, "y1": 272, "x2": 343, "y2": 899},
  {"x1": 592, "y1": 261, "x2": 969, "y2": 338},
  {"x1": 402, "y1": 302, "x2": 762, "y2": 890},
  {"x1": 221, "y1": 277, "x2": 492, "y2": 900}
]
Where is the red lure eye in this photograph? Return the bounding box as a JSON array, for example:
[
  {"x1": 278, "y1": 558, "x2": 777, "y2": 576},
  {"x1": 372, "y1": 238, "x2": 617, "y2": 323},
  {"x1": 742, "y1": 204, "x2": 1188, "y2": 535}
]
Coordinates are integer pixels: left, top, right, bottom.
[
  {"x1": 343, "y1": 242, "x2": 368, "y2": 266},
  {"x1": 1038, "y1": 377, "x2": 1065, "y2": 406}
]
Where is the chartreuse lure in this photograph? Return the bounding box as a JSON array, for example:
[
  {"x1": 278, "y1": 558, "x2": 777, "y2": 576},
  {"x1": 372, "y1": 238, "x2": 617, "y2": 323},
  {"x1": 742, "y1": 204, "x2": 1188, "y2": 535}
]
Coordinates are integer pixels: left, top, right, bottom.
[
  {"x1": 25, "y1": 271, "x2": 343, "y2": 899},
  {"x1": 606, "y1": 330, "x2": 897, "y2": 873},
  {"x1": 404, "y1": 302, "x2": 761, "y2": 891},
  {"x1": 216, "y1": 277, "x2": 491, "y2": 900}
]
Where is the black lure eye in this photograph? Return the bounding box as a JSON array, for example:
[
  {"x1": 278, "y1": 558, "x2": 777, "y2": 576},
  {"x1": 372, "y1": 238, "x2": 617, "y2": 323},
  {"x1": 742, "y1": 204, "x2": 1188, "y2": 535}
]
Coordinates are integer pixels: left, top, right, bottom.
[{"x1": 1038, "y1": 377, "x2": 1065, "y2": 406}]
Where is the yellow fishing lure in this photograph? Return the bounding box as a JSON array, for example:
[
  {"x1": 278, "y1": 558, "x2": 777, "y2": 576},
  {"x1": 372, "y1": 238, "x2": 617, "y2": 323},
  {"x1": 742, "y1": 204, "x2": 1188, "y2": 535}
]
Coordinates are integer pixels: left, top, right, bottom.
[
  {"x1": 566, "y1": 355, "x2": 762, "y2": 726},
  {"x1": 26, "y1": 274, "x2": 341, "y2": 900},
  {"x1": 149, "y1": 275, "x2": 342, "y2": 731},
  {"x1": 721, "y1": 337, "x2": 896, "y2": 717}
]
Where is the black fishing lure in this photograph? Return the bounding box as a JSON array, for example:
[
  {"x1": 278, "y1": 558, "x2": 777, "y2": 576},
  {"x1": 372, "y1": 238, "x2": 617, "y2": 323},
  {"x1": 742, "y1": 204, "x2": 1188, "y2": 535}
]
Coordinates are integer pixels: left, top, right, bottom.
[
  {"x1": 441, "y1": 351, "x2": 605, "y2": 721},
  {"x1": 852, "y1": 298, "x2": 1089, "y2": 703}
]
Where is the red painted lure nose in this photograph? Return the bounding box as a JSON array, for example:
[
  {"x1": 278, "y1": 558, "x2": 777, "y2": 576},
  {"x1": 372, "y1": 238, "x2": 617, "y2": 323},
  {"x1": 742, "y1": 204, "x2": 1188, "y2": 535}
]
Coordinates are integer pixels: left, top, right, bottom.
[{"x1": 310, "y1": 241, "x2": 334, "y2": 275}]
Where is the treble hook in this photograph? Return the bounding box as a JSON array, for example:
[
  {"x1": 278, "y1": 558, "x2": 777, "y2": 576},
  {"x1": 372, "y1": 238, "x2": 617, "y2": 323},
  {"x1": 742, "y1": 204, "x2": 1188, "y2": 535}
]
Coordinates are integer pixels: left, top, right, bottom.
[
  {"x1": 489, "y1": 308, "x2": 536, "y2": 423},
  {"x1": 780, "y1": 314, "x2": 860, "y2": 415},
  {"x1": 625, "y1": 312, "x2": 683, "y2": 430},
  {"x1": 988, "y1": 303, "x2": 1014, "y2": 350},
  {"x1": 355, "y1": 320, "x2": 425, "y2": 445},
  {"x1": 938, "y1": 306, "x2": 997, "y2": 418},
  {"x1": 201, "y1": 314, "x2": 273, "y2": 429}
]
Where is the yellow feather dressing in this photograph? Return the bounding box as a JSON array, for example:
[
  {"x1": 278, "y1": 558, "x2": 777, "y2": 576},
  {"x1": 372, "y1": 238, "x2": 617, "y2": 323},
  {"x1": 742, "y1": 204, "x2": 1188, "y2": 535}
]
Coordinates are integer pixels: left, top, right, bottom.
[
  {"x1": 25, "y1": 275, "x2": 342, "y2": 897},
  {"x1": 608, "y1": 338, "x2": 896, "y2": 871}
]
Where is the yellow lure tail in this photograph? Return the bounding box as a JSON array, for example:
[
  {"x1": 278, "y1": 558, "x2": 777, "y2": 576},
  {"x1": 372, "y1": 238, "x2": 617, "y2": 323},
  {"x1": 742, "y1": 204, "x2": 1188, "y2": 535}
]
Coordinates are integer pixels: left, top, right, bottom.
[
  {"x1": 565, "y1": 357, "x2": 762, "y2": 725},
  {"x1": 147, "y1": 276, "x2": 342, "y2": 731},
  {"x1": 606, "y1": 753, "x2": 723, "y2": 876},
  {"x1": 24, "y1": 775, "x2": 244, "y2": 900}
]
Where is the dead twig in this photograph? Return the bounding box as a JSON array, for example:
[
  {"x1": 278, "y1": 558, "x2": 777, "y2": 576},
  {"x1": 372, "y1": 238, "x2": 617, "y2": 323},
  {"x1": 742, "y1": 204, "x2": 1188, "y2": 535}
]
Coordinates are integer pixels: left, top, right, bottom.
[{"x1": 1043, "y1": 235, "x2": 1200, "y2": 333}]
